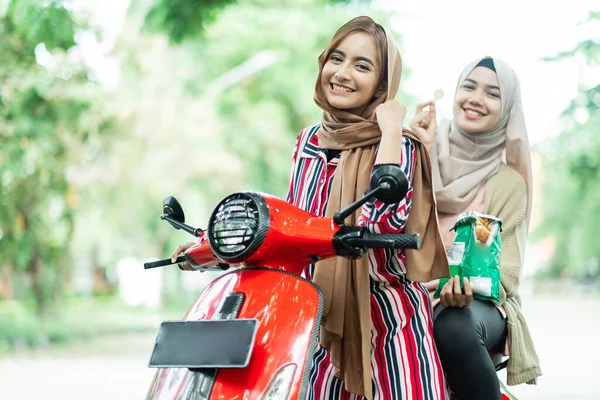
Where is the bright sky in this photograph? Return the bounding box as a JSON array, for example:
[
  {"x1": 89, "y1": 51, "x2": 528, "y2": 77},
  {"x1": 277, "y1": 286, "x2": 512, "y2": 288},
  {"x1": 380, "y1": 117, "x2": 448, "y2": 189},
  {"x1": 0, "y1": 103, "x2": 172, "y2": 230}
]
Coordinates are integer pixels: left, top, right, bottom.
[{"x1": 377, "y1": 0, "x2": 599, "y2": 145}]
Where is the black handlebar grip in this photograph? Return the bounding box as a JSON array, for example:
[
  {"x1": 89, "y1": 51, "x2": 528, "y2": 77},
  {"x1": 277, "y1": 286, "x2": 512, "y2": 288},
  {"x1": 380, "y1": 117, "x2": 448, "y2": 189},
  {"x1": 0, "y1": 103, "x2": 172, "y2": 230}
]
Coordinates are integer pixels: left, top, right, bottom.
[
  {"x1": 362, "y1": 233, "x2": 421, "y2": 250},
  {"x1": 144, "y1": 255, "x2": 187, "y2": 269}
]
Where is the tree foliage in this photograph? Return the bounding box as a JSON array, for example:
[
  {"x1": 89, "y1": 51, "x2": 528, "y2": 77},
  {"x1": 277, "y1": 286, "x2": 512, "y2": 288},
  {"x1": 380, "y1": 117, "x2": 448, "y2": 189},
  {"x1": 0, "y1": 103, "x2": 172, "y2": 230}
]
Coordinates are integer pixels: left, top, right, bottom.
[
  {"x1": 0, "y1": 0, "x2": 407, "y2": 316},
  {"x1": 535, "y1": 12, "x2": 600, "y2": 279},
  {"x1": 0, "y1": 0, "x2": 114, "y2": 313}
]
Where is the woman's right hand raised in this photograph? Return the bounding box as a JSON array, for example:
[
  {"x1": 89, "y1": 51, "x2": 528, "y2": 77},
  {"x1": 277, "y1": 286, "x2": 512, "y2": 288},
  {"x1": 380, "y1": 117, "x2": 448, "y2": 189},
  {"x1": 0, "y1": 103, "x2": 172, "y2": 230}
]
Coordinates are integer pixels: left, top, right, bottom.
[
  {"x1": 409, "y1": 101, "x2": 437, "y2": 151},
  {"x1": 171, "y1": 241, "x2": 196, "y2": 271}
]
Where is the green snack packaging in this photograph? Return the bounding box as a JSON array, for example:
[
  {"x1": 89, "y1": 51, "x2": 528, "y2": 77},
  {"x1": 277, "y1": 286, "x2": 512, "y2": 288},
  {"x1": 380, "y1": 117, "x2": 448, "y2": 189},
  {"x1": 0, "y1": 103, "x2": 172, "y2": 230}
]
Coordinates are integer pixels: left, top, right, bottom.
[{"x1": 433, "y1": 211, "x2": 503, "y2": 303}]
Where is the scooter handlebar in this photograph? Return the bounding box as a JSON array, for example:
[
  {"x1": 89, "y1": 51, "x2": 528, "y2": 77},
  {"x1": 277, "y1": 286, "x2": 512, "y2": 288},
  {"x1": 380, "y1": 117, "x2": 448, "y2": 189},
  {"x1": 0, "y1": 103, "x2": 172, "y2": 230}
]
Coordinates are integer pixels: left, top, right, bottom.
[
  {"x1": 144, "y1": 256, "x2": 230, "y2": 272},
  {"x1": 346, "y1": 233, "x2": 421, "y2": 250},
  {"x1": 144, "y1": 256, "x2": 187, "y2": 269}
]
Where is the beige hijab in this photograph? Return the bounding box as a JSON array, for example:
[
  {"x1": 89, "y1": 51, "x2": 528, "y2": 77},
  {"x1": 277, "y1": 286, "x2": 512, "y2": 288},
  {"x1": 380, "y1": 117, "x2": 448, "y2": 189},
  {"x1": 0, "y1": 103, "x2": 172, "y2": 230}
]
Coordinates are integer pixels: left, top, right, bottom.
[
  {"x1": 430, "y1": 57, "x2": 533, "y2": 228},
  {"x1": 312, "y1": 16, "x2": 448, "y2": 399}
]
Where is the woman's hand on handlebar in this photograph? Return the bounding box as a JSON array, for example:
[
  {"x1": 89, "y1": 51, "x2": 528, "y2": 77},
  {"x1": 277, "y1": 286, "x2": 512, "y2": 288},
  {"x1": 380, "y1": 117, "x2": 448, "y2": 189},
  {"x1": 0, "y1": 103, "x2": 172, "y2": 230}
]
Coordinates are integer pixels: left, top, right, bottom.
[
  {"x1": 440, "y1": 276, "x2": 473, "y2": 308},
  {"x1": 171, "y1": 242, "x2": 196, "y2": 271}
]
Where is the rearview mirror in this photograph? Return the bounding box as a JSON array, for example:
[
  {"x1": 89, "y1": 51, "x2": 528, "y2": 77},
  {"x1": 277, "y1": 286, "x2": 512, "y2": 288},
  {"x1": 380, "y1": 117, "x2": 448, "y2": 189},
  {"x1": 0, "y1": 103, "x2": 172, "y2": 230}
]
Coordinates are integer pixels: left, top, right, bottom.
[
  {"x1": 369, "y1": 165, "x2": 409, "y2": 204},
  {"x1": 163, "y1": 196, "x2": 185, "y2": 225}
]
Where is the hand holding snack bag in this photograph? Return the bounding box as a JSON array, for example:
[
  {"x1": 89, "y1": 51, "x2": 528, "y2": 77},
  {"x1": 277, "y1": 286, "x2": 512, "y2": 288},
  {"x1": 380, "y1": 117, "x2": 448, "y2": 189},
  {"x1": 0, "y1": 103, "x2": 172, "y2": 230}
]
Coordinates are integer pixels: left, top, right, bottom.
[{"x1": 434, "y1": 211, "x2": 502, "y2": 303}]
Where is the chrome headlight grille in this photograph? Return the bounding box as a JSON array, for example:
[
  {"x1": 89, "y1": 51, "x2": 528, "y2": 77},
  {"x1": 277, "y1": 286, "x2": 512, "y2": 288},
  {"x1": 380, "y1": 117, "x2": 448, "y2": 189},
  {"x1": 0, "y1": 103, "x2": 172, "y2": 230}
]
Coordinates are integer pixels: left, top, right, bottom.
[{"x1": 208, "y1": 192, "x2": 268, "y2": 262}]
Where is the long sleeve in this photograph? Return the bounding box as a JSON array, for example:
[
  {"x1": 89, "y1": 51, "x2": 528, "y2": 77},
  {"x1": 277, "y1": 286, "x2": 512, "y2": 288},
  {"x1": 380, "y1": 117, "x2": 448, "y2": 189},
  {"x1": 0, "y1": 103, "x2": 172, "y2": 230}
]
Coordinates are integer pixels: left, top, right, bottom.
[
  {"x1": 485, "y1": 164, "x2": 541, "y2": 385},
  {"x1": 359, "y1": 137, "x2": 417, "y2": 234},
  {"x1": 485, "y1": 165, "x2": 528, "y2": 306},
  {"x1": 286, "y1": 131, "x2": 302, "y2": 204}
]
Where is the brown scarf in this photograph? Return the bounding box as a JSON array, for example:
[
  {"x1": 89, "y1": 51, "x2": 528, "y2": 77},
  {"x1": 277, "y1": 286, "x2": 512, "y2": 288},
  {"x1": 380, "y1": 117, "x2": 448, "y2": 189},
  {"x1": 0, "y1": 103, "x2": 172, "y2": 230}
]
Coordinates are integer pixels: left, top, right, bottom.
[{"x1": 311, "y1": 17, "x2": 449, "y2": 399}]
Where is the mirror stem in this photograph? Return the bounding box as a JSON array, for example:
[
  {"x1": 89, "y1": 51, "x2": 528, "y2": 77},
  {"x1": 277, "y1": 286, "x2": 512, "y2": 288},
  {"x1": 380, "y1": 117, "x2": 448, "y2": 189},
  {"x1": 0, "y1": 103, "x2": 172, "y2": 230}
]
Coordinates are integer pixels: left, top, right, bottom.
[
  {"x1": 160, "y1": 215, "x2": 203, "y2": 237},
  {"x1": 333, "y1": 183, "x2": 389, "y2": 225}
]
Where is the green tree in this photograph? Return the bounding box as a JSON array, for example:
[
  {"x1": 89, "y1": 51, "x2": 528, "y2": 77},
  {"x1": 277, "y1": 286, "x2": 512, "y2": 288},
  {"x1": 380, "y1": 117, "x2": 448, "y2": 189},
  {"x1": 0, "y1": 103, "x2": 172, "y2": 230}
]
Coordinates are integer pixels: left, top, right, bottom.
[
  {"x1": 535, "y1": 11, "x2": 600, "y2": 280},
  {"x1": 144, "y1": 1, "x2": 408, "y2": 198},
  {"x1": 82, "y1": 0, "x2": 408, "y2": 273},
  {"x1": 0, "y1": 0, "x2": 410, "y2": 314},
  {"x1": 0, "y1": 0, "x2": 114, "y2": 314},
  {"x1": 143, "y1": 0, "x2": 363, "y2": 43}
]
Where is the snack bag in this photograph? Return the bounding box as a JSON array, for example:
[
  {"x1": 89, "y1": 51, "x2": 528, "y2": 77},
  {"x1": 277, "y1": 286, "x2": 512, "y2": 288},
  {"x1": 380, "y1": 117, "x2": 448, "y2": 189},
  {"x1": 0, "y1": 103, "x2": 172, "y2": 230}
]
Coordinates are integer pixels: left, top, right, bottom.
[{"x1": 434, "y1": 211, "x2": 503, "y2": 302}]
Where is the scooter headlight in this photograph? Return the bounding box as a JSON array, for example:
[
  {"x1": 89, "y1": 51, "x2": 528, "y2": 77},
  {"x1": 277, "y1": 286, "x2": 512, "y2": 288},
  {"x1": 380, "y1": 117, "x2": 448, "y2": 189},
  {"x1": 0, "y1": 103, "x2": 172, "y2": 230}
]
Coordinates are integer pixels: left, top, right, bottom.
[
  {"x1": 208, "y1": 192, "x2": 269, "y2": 263},
  {"x1": 262, "y1": 364, "x2": 297, "y2": 400}
]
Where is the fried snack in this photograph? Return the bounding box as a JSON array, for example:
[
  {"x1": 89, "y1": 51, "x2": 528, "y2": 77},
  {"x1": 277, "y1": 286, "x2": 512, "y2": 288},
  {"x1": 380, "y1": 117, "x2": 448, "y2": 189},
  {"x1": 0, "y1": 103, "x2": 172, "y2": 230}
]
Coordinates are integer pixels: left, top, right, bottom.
[
  {"x1": 433, "y1": 89, "x2": 444, "y2": 102},
  {"x1": 475, "y1": 224, "x2": 490, "y2": 243},
  {"x1": 477, "y1": 217, "x2": 493, "y2": 231}
]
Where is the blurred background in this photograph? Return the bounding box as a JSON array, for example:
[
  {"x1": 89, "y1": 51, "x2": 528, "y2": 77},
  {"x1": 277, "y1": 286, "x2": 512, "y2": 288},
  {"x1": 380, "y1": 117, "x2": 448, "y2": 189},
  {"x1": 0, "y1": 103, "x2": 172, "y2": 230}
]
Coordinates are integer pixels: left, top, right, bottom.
[{"x1": 0, "y1": 0, "x2": 598, "y2": 398}]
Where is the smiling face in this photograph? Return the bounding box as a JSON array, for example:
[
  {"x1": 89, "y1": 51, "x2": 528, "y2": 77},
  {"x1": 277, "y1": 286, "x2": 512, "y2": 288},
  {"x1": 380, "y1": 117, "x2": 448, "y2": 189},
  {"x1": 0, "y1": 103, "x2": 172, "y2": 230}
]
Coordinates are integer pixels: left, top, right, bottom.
[
  {"x1": 453, "y1": 66, "x2": 502, "y2": 134},
  {"x1": 320, "y1": 31, "x2": 384, "y2": 115}
]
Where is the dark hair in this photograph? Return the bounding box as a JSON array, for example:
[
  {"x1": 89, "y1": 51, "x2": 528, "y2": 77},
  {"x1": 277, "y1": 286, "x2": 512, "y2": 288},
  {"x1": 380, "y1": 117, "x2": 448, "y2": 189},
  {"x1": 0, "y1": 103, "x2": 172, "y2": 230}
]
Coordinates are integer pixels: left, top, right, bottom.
[{"x1": 476, "y1": 56, "x2": 496, "y2": 72}]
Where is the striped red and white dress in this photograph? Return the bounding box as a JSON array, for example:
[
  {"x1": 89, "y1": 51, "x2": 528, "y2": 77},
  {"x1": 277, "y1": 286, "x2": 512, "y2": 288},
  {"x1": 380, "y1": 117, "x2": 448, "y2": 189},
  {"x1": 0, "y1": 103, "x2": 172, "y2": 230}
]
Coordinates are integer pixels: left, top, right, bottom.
[{"x1": 287, "y1": 124, "x2": 448, "y2": 400}]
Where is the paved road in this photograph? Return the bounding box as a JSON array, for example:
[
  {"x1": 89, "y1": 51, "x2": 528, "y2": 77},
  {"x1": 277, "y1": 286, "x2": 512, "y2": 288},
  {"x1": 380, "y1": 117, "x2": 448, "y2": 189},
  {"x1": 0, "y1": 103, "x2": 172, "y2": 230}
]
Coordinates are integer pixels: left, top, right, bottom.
[{"x1": 0, "y1": 294, "x2": 598, "y2": 399}]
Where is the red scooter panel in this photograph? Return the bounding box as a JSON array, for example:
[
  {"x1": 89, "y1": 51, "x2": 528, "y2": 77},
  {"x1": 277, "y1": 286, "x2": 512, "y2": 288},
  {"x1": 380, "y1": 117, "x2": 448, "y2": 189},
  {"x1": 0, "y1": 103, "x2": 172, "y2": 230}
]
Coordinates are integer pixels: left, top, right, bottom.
[
  {"x1": 186, "y1": 195, "x2": 339, "y2": 275},
  {"x1": 242, "y1": 196, "x2": 338, "y2": 275},
  {"x1": 146, "y1": 267, "x2": 322, "y2": 400},
  {"x1": 186, "y1": 232, "x2": 221, "y2": 267}
]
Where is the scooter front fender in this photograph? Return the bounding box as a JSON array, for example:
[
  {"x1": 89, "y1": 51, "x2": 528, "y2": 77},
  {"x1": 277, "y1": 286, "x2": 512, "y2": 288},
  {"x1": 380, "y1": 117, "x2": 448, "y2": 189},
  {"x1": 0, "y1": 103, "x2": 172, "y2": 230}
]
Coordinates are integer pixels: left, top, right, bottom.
[{"x1": 146, "y1": 267, "x2": 322, "y2": 400}]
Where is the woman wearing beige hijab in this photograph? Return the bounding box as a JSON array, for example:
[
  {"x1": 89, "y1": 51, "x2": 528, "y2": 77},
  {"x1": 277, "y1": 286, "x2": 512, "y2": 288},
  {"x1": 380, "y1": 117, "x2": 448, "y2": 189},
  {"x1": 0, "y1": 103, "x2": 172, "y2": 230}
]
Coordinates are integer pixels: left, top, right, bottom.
[
  {"x1": 286, "y1": 16, "x2": 449, "y2": 400},
  {"x1": 411, "y1": 57, "x2": 542, "y2": 399}
]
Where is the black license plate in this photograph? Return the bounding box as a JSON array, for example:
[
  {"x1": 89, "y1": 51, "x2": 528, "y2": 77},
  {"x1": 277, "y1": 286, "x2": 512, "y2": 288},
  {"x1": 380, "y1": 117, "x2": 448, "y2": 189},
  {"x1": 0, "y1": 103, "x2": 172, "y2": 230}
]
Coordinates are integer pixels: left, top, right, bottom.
[{"x1": 148, "y1": 319, "x2": 258, "y2": 368}]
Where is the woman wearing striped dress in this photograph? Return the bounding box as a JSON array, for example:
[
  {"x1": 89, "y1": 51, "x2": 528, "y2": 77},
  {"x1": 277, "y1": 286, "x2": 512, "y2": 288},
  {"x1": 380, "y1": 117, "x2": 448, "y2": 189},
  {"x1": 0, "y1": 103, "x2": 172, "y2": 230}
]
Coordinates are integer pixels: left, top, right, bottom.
[{"x1": 286, "y1": 16, "x2": 449, "y2": 400}]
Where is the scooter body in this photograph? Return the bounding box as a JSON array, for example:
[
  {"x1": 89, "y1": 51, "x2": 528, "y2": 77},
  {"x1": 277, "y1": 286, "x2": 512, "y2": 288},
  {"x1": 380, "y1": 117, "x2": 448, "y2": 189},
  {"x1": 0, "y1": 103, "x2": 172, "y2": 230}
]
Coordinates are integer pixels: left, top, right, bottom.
[
  {"x1": 142, "y1": 166, "x2": 422, "y2": 399},
  {"x1": 146, "y1": 267, "x2": 322, "y2": 399}
]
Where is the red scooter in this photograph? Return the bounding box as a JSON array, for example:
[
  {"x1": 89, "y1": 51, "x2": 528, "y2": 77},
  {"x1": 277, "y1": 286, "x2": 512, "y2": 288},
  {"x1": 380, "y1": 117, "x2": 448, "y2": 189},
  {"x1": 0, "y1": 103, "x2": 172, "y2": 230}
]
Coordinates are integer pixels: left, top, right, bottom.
[
  {"x1": 142, "y1": 164, "x2": 514, "y2": 400},
  {"x1": 143, "y1": 165, "x2": 420, "y2": 399}
]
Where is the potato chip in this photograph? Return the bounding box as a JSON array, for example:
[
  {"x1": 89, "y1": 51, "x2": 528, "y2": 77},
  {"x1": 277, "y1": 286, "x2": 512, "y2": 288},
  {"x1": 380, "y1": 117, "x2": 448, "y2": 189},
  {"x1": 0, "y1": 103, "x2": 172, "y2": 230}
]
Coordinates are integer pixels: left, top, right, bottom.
[{"x1": 433, "y1": 89, "x2": 444, "y2": 102}]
